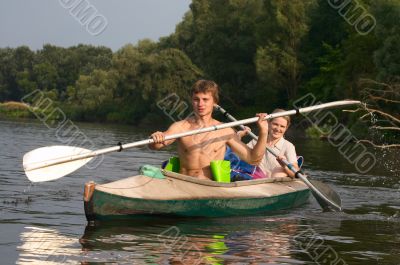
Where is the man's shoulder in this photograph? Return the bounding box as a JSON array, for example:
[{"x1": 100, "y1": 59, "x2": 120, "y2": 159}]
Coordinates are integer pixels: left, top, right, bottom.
[
  {"x1": 168, "y1": 119, "x2": 191, "y2": 132},
  {"x1": 173, "y1": 119, "x2": 190, "y2": 126},
  {"x1": 212, "y1": 118, "x2": 222, "y2": 125}
]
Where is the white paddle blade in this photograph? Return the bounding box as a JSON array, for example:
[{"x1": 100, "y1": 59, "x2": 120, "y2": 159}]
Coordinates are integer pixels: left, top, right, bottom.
[{"x1": 23, "y1": 146, "x2": 93, "y2": 182}]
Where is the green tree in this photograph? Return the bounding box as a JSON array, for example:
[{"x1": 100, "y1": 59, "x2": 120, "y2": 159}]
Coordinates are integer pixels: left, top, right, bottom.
[
  {"x1": 0, "y1": 48, "x2": 17, "y2": 100},
  {"x1": 64, "y1": 40, "x2": 202, "y2": 123},
  {"x1": 302, "y1": 43, "x2": 344, "y2": 101},
  {"x1": 0, "y1": 46, "x2": 35, "y2": 100},
  {"x1": 255, "y1": 0, "x2": 315, "y2": 106},
  {"x1": 165, "y1": 0, "x2": 264, "y2": 106},
  {"x1": 371, "y1": 0, "x2": 400, "y2": 82},
  {"x1": 302, "y1": 0, "x2": 348, "y2": 79},
  {"x1": 33, "y1": 62, "x2": 59, "y2": 92},
  {"x1": 302, "y1": 0, "x2": 380, "y2": 101},
  {"x1": 75, "y1": 70, "x2": 115, "y2": 109},
  {"x1": 16, "y1": 70, "x2": 37, "y2": 95}
]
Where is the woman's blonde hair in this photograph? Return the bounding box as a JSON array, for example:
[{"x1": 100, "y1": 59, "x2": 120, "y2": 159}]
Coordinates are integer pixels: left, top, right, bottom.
[{"x1": 271, "y1": 108, "x2": 291, "y2": 127}]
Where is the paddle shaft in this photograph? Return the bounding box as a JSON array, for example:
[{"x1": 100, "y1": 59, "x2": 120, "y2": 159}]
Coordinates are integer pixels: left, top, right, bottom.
[
  {"x1": 24, "y1": 100, "x2": 360, "y2": 174},
  {"x1": 24, "y1": 111, "x2": 282, "y2": 172},
  {"x1": 215, "y1": 104, "x2": 345, "y2": 211},
  {"x1": 215, "y1": 99, "x2": 360, "y2": 172}
]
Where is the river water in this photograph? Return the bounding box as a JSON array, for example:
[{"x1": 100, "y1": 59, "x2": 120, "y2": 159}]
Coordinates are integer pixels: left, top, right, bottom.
[{"x1": 0, "y1": 119, "x2": 399, "y2": 264}]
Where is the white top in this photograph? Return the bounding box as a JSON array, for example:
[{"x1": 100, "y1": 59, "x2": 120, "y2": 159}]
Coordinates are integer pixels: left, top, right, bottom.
[{"x1": 247, "y1": 137, "x2": 297, "y2": 176}]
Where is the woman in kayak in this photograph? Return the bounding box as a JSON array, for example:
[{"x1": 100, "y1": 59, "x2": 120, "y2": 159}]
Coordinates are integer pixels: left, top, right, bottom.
[{"x1": 237, "y1": 109, "x2": 299, "y2": 179}]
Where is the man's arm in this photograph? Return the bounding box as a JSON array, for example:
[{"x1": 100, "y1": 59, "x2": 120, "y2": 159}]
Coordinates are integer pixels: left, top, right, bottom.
[
  {"x1": 227, "y1": 114, "x2": 268, "y2": 165},
  {"x1": 148, "y1": 121, "x2": 185, "y2": 150}
]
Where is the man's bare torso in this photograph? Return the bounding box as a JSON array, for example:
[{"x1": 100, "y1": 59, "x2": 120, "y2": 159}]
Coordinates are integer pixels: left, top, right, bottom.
[{"x1": 176, "y1": 118, "x2": 234, "y2": 180}]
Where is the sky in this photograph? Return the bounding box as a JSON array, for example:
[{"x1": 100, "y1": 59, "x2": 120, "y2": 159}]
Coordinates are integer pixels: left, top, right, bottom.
[{"x1": 0, "y1": 0, "x2": 191, "y2": 51}]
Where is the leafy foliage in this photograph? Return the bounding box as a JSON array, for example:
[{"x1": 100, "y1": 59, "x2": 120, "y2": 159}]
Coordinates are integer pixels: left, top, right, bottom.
[{"x1": 0, "y1": 0, "x2": 399, "y2": 128}]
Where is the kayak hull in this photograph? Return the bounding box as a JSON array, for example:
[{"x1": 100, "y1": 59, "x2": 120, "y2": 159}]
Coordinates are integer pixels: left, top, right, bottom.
[{"x1": 84, "y1": 170, "x2": 310, "y2": 221}]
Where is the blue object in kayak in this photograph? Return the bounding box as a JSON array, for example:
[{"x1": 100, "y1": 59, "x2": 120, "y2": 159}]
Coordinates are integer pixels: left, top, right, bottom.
[
  {"x1": 224, "y1": 147, "x2": 256, "y2": 173},
  {"x1": 225, "y1": 146, "x2": 304, "y2": 181},
  {"x1": 224, "y1": 147, "x2": 256, "y2": 181}
]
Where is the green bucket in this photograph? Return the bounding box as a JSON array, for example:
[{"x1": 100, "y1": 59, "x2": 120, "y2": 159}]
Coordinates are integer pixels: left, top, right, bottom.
[
  {"x1": 210, "y1": 160, "x2": 231, "y2": 183},
  {"x1": 164, "y1": 157, "x2": 180, "y2": 173}
]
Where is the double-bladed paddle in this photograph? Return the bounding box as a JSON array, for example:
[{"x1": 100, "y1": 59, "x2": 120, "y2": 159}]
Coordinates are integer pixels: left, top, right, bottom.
[
  {"x1": 23, "y1": 100, "x2": 360, "y2": 192},
  {"x1": 214, "y1": 104, "x2": 344, "y2": 211}
]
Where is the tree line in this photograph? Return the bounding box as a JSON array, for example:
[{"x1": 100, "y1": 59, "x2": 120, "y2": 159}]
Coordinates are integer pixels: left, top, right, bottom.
[{"x1": 0, "y1": 0, "x2": 398, "y2": 141}]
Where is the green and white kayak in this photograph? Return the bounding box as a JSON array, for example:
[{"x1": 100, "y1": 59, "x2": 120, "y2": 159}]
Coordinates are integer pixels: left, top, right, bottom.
[{"x1": 83, "y1": 169, "x2": 310, "y2": 221}]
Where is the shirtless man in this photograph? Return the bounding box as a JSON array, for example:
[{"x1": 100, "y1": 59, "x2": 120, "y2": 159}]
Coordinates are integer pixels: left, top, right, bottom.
[{"x1": 149, "y1": 80, "x2": 268, "y2": 180}]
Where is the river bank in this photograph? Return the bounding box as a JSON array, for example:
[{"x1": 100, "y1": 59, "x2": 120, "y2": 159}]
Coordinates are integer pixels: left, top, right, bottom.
[{"x1": 0, "y1": 101, "x2": 34, "y2": 119}]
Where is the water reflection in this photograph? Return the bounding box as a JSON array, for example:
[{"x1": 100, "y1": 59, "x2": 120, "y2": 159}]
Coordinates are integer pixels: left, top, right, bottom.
[
  {"x1": 21, "y1": 214, "x2": 392, "y2": 264},
  {"x1": 79, "y1": 216, "x2": 309, "y2": 264},
  {"x1": 18, "y1": 226, "x2": 79, "y2": 264}
]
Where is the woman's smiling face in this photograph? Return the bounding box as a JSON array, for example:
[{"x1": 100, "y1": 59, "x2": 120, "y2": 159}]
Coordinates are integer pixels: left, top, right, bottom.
[{"x1": 269, "y1": 117, "x2": 288, "y2": 140}]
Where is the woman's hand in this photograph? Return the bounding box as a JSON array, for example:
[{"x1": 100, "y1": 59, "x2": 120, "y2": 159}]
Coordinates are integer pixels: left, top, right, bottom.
[{"x1": 276, "y1": 155, "x2": 287, "y2": 167}]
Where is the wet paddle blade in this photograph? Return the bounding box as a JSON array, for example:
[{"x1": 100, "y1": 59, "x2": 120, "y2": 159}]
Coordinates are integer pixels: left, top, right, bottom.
[
  {"x1": 308, "y1": 178, "x2": 342, "y2": 211},
  {"x1": 23, "y1": 146, "x2": 93, "y2": 182}
]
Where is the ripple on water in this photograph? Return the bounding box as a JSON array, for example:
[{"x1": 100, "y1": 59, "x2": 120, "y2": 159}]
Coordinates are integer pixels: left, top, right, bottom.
[{"x1": 1, "y1": 120, "x2": 400, "y2": 264}]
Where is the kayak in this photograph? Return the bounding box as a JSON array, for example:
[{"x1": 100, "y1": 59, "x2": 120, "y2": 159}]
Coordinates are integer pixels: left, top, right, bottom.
[{"x1": 83, "y1": 169, "x2": 310, "y2": 221}]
